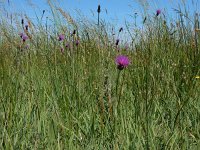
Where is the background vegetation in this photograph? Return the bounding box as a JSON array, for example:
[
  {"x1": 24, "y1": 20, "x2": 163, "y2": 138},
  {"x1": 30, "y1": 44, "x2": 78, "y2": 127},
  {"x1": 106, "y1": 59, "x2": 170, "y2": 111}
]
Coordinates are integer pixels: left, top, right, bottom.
[{"x1": 1, "y1": 0, "x2": 200, "y2": 149}]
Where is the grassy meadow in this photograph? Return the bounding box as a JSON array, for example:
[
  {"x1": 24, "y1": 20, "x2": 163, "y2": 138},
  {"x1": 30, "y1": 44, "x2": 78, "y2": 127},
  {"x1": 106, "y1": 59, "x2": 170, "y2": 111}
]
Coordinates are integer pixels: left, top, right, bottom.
[{"x1": 1, "y1": 1, "x2": 200, "y2": 149}]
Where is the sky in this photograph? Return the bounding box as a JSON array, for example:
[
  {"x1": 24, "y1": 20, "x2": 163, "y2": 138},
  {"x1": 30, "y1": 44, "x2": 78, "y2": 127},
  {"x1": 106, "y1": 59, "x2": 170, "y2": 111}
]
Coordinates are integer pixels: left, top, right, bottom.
[{"x1": 1, "y1": 0, "x2": 199, "y2": 28}]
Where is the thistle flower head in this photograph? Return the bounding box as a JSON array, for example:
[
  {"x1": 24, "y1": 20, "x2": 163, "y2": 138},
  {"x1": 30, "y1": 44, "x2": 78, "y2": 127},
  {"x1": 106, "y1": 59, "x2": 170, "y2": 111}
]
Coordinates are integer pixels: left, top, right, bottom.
[
  {"x1": 97, "y1": 5, "x2": 101, "y2": 13},
  {"x1": 22, "y1": 34, "x2": 28, "y2": 42},
  {"x1": 119, "y1": 27, "x2": 123, "y2": 32},
  {"x1": 115, "y1": 55, "x2": 130, "y2": 70},
  {"x1": 116, "y1": 39, "x2": 120, "y2": 46},
  {"x1": 58, "y1": 34, "x2": 65, "y2": 41},
  {"x1": 156, "y1": 9, "x2": 161, "y2": 16},
  {"x1": 25, "y1": 25, "x2": 28, "y2": 30}
]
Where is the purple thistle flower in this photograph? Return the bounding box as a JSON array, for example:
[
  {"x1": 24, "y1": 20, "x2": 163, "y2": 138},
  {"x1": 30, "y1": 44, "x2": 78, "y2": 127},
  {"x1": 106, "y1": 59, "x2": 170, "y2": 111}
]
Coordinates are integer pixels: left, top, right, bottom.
[
  {"x1": 156, "y1": 9, "x2": 161, "y2": 16},
  {"x1": 115, "y1": 55, "x2": 130, "y2": 70},
  {"x1": 116, "y1": 39, "x2": 120, "y2": 46},
  {"x1": 21, "y1": 34, "x2": 28, "y2": 42},
  {"x1": 58, "y1": 34, "x2": 65, "y2": 41}
]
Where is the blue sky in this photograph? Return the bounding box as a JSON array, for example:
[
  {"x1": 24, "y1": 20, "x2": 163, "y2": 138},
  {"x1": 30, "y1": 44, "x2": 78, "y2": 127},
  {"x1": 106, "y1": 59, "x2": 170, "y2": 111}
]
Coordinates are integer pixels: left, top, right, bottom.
[{"x1": 2, "y1": 0, "x2": 199, "y2": 27}]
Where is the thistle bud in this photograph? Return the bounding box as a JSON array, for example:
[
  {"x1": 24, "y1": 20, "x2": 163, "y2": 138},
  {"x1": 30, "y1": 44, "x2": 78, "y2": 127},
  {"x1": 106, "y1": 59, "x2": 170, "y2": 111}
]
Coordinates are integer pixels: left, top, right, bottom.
[
  {"x1": 116, "y1": 39, "x2": 119, "y2": 46},
  {"x1": 25, "y1": 25, "x2": 28, "y2": 31},
  {"x1": 156, "y1": 9, "x2": 161, "y2": 16},
  {"x1": 119, "y1": 27, "x2": 123, "y2": 32},
  {"x1": 97, "y1": 5, "x2": 101, "y2": 13},
  {"x1": 73, "y1": 30, "x2": 76, "y2": 35}
]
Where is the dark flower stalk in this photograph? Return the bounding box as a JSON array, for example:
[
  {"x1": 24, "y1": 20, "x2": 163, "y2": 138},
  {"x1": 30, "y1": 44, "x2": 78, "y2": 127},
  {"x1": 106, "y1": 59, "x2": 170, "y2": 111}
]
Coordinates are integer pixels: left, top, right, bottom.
[
  {"x1": 115, "y1": 69, "x2": 121, "y2": 96},
  {"x1": 117, "y1": 27, "x2": 123, "y2": 37},
  {"x1": 143, "y1": 16, "x2": 147, "y2": 24},
  {"x1": 73, "y1": 30, "x2": 76, "y2": 35},
  {"x1": 119, "y1": 27, "x2": 123, "y2": 33},
  {"x1": 115, "y1": 39, "x2": 120, "y2": 46},
  {"x1": 21, "y1": 19, "x2": 24, "y2": 25},
  {"x1": 97, "y1": 5, "x2": 101, "y2": 26},
  {"x1": 41, "y1": 10, "x2": 45, "y2": 20},
  {"x1": 21, "y1": 19, "x2": 24, "y2": 28},
  {"x1": 97, "y1": 5, "x2": 101, "y2": 13}
]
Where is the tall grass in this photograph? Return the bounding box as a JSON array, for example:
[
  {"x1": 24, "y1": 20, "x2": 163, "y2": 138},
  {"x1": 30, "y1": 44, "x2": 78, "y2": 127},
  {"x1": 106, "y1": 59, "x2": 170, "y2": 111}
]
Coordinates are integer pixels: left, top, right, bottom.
[{"x1": 1, "y1": 1, "x2": 200, "y2": 149}]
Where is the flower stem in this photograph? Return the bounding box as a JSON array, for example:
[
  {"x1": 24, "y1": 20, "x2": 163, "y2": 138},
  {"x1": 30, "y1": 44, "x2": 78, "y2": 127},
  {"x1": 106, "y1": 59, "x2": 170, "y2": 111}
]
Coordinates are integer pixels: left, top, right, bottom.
[{"x1": 115, "y1": 70, "x2": 121, "y2": 95}]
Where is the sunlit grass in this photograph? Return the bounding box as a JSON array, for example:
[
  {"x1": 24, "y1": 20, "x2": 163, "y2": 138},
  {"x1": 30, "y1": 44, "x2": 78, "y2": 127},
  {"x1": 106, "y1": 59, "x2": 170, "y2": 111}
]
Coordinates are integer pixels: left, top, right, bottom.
[{"x1": 1, "y1": 1, "x2": 200, "y2": 149}]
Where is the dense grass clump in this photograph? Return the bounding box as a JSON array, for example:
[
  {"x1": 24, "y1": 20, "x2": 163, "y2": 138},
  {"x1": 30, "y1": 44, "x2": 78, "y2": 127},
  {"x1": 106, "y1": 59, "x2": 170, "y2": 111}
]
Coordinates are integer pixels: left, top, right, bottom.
[{"x1": 1, "y1": 1, "x2": 200, "y2": 149}]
